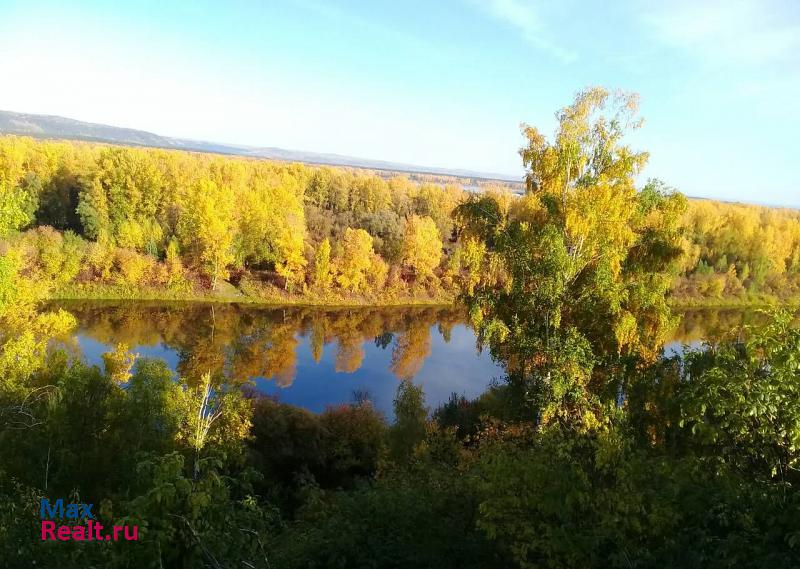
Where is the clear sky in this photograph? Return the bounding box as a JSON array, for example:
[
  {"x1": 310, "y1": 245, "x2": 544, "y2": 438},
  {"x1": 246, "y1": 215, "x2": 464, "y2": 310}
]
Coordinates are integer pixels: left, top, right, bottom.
[{"x1": 0, "y1": 0, "x2": 798, "y2": 205}]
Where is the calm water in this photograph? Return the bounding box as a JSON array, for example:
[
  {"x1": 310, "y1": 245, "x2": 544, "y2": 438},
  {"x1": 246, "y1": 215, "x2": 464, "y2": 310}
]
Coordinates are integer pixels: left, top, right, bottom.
[
  {"x1": 48, "y1": 301, "x2": 763, "y2": 417},
  {"x1": 664, "y1": 307, "x2": 771, "y2": 356},
  {"x1": 49, "y1": 301, "x2": 504, "y2": 418}
]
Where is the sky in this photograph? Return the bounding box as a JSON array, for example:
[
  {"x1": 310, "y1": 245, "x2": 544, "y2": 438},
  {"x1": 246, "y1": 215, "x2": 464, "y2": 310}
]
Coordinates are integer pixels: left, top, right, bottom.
[{"x1": 0, "y1": 0, "x2": 798, "y2": 205}]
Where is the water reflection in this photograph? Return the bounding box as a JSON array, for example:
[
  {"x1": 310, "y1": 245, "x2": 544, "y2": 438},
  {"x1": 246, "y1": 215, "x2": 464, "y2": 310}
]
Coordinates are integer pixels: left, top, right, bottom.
[
  {"x1": 50, "y1": 301, "x2": 502, "y2": 417},
  {"x1": 49, "y1": 302, "x2": 772, "y2": 415},
  {"x1": 665, "y1": 308, "x2": 775, "y2": 356}
]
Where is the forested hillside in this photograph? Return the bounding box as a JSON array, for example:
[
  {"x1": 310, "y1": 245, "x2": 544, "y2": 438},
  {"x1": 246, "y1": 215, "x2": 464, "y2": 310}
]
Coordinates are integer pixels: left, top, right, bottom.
[{"x1": 1, "y1": 135, "x2": 798, "y2": 306}]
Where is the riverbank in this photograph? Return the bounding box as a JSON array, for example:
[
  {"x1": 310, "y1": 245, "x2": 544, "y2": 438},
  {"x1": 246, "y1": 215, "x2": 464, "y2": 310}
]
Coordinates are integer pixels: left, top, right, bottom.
[
  {"x1": 669, "y1": 294, "x2": 800, "y2": 310},
  {"x1": 51, "y1": 283, "x2": 800, "y2": 310},
  {"x1": 51, "y1": 282, "x2": 456, "y2": 308}
]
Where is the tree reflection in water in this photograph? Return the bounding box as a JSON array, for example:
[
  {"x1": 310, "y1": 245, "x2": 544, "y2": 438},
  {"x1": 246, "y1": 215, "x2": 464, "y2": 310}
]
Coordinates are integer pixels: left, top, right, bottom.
[
  {"x1": 48, "y1": 301, "x2": 768, "y2": 416},
  {"x1": 49, "y1": 301, "x2": 469, "y2": 389}
]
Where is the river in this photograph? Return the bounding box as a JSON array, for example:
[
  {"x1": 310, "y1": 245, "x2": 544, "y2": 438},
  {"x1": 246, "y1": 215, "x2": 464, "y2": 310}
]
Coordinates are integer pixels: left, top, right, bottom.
[{"x1": 48, "y1": 301, "x2": 766, "y2": 417}]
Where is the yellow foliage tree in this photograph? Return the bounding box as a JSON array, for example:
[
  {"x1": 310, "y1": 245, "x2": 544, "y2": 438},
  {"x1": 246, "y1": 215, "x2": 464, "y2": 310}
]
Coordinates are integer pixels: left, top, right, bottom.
[
  {"x1": 102, "y1": 343, "x2": 137, "y2": 383},
  {"x1": 182, "y1": 179, "x2": 235, "y2": 290},
  {"x1": 402, "y1": 215, "x2": 442, "y2": 280},
  {"x1": 335, "y1": 228, "x2": 374, "y2": 293},
  {"x1": 313, "y1": 238, "x2": 333, "y2": 290}
]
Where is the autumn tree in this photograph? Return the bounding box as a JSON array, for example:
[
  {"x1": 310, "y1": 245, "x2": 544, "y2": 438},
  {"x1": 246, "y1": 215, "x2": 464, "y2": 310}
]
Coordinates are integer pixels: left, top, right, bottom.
[
  {"x1": 411, "y1": 183, "x2": 462, "y2": 239},
  {"x1": 368, "y1": 253, "x2": 389, "y2": 292},
  {"x1": 458, "y1": 237, "x2": 486, "y2": 295},
  {"x1": 313, "y1": 238, "x2": 333, "y2": 290},
  {"x1": 102, "y1": 343, "x2": 137, "y2": 383},
  {"x1": 179, "y1": 179, "x2": 235, "y2": 290},
  {"x1": 402, "y1": 215, "x2": 442, "y2": 280},
  {"x1": 390, "y1": 320, "x2": 432, "y2": 380},
  {"x1": 266, "y1": 337, "x2": 300, "y2": 388},
  {"x1": 455, "y1": 87, "x2": 686, "y2": 427},
  {"x1": 335, "y1": 327, "x2": 366, "y2": 373},
  {"x1": 673, "y1": 199, "x2": 800, "y2": 300},
  {"x1": 0, "y1": 248, "x2": 75, "y2": 400},
  {"x1": 237, "y1": 172, "x2": 307, "y2": 289},
  {"x1": 76, "y1": 147, "x2": 166, "y2": 252},
  {"x1": 335, "y1": 228, "x2": 375, "y2": 293},
  {"x1": 0, "y1": 180, "x2": 35, "y2": 236}
]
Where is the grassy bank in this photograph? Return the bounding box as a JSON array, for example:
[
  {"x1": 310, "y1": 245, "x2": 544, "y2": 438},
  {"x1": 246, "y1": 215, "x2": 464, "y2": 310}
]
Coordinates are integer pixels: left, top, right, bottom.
[
  {"x1": 669, "y1": 294, "x2": 800, "y2": 310},
  {"x1": 50, "y1": 282, "x2": 456, "y2": 308},
  {"x1": 52, "y1": 281, "x2": 800, "y2": 310}
]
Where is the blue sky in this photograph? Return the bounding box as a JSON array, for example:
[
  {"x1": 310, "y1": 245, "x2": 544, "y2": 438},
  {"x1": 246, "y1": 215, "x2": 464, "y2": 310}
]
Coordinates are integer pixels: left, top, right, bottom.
[{"x1": 0, "y1": 0, "x2": 798, "y2": 205}]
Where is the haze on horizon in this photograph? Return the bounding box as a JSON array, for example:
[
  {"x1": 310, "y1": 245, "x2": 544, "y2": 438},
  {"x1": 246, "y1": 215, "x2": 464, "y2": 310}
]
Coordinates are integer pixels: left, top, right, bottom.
[{"x1": 0, "y1": 0, "x2": 798, "y2": 206}]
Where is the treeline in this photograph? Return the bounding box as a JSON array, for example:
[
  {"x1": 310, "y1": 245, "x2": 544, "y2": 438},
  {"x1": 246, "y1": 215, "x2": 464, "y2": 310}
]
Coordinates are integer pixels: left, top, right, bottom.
[
  {"x1": 2, "y1": 135, "x2": 800, "y2": 305},
  {"x1": 0, "y1": 136, "x2": 482, "y2": 303},
  {"x1": 675, "y1": 199, "x2": 800, "y2": 302}
]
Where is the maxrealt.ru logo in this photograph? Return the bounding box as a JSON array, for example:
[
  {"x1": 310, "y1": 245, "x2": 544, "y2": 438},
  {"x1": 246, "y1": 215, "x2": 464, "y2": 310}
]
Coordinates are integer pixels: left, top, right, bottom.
[{"x1": 40, "y1": 498, "x2": 138, "y2": 541}]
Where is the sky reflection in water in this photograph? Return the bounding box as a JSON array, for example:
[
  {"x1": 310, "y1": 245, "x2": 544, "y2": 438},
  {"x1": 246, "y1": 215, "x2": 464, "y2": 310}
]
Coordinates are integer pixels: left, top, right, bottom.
[
  {"x1": 55, "y1": 301, "x2": 765, "y2": 418},
  {"x1": 59, "y1": 302, "x2": 504, "y2": 419}
]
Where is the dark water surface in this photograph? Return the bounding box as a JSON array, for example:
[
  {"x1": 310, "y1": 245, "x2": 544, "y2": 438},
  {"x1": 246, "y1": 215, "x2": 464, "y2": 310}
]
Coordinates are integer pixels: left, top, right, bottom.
[{"x1": 49, "y1": 301, "x2": 763, "y2": 417}]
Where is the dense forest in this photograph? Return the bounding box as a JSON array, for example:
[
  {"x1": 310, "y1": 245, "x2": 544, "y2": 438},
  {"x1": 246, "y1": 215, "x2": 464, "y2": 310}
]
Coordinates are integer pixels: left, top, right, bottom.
[
  {"x1": 0, "y1": 133, "x2": 468, "y2": 304},
  {"x1": 2, "y1": 87, "x2": 800, "y2": 568},
  {"x1": 674, "y1": 200, "x2": 800, "y2": 303},
  {"x1": 1, "y1": 110, "x2": 800, "y2": 306}
]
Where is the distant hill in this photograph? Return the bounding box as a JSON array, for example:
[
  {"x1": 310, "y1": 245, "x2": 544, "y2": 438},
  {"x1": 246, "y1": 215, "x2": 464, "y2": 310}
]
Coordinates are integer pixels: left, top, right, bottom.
[{"x1": 0, "y1": 110, "x2": 522, "y2": 184}]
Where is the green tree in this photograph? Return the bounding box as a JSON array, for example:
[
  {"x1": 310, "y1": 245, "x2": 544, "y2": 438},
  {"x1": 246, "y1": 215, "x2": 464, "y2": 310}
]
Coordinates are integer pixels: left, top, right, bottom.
[
  {"x1": 680, "y1": 310, "x2": 800, "y2": 482},
  {"x1": 0, "y1": 180, "x2": 35, "y2": 236},
  {"x1": 389, "y1": 381, "x2": 428, "y2": 461},
  {"x1": 454, "y1": 88, "x2": 686, "y2": 427}
]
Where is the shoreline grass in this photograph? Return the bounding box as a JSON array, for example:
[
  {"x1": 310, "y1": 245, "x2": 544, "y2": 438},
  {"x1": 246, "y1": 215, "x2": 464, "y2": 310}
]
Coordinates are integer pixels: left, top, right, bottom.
[
  {"x1": 49, "y1": 283, "x2": 456, "y2": 309},
  {"x1": 51, "y1": 283, "x2": 800, "y2": 310},
  {"x1": 669, "y1": 297, "x2": 800, "y2": 310}
]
